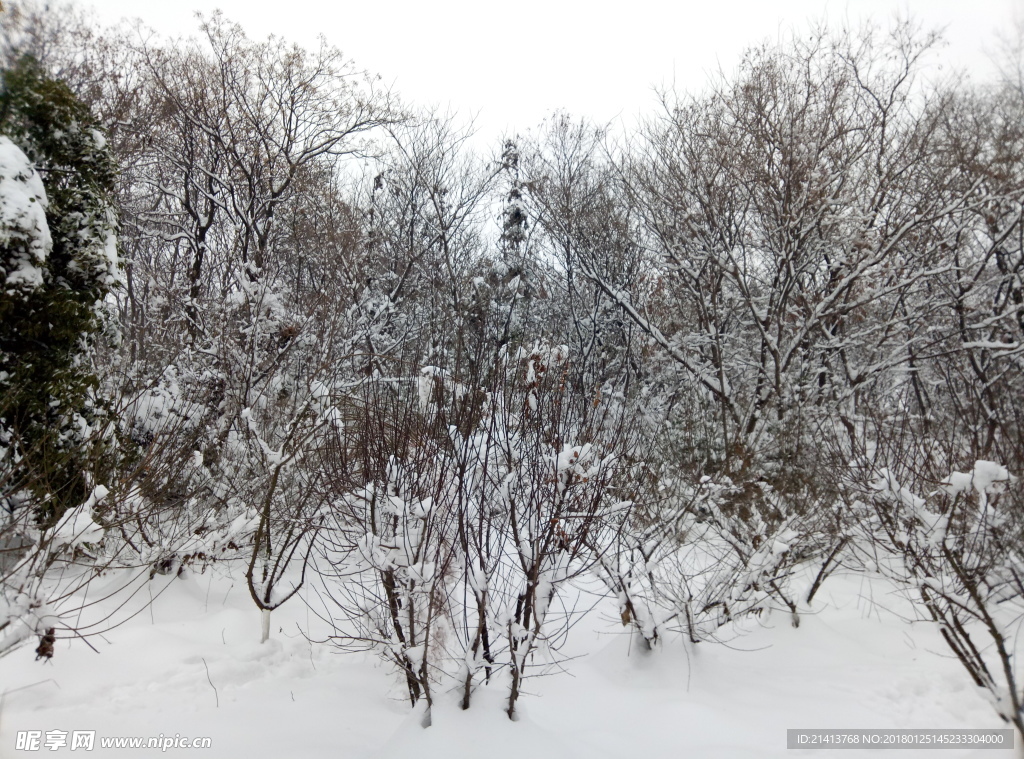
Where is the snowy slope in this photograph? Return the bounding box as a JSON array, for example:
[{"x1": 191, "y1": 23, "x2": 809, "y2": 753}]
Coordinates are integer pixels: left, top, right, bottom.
[{"x1": 0, "y1": 566, "x2": 1013, "y2": 759}]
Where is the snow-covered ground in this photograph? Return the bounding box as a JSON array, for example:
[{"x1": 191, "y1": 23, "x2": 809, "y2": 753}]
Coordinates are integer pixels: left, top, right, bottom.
[{"x1": 0, "y1": 565, "x2": 1014, "y2": 758}]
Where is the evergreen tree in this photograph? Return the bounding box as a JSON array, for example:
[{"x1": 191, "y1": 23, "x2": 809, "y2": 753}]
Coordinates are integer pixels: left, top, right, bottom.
[{"x1": 0, "y1": 55, "x2": 119, "y2": 527}]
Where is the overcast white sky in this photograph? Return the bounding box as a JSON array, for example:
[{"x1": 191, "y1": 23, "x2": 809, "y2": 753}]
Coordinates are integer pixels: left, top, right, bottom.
[{"x1": 82, "y1": 0, "x2": 1021, "y2": 144}]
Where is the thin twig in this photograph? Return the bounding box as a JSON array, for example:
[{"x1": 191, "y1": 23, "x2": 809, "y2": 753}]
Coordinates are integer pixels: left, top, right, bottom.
[{"x1": 201, "y1": 658, "x2": 219, "y2": 708}]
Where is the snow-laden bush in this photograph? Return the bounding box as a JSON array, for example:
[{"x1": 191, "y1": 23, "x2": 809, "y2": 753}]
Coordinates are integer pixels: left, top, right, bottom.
[
  {"x1": 851, "y1": 460, "x2": 1024, "y2": 736},
  {"x1": 317, "y1": 342, "x2": 639, "y2": 721}
]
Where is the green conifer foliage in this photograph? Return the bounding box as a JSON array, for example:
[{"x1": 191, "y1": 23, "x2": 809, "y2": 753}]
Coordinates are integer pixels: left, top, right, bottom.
[{"x1": 0, "y1": 55, "x2": 119, "y2": 527}]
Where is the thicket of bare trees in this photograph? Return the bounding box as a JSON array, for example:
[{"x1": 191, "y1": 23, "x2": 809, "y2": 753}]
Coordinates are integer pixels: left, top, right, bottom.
[{"x1": 2, "y1": 1, "x2": 1023, "y2": 731}]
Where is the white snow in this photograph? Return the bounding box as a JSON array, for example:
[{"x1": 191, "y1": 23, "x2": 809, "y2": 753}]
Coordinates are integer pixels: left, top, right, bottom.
[
  {"x1": 51, "y1": 485, "x2": 108, "y2": 548},
  {"x1": 0, "y1": 136, "x2": 51, "y2": 290},
  {"x1": 941, "y1": 461, "x2": 1015, "y2": 496},
  {"x1": 0, "y1": 567, "x2": 1012, "y2": 758}
]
